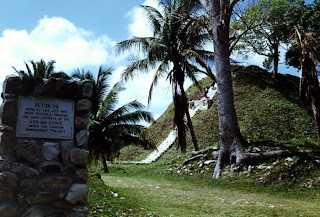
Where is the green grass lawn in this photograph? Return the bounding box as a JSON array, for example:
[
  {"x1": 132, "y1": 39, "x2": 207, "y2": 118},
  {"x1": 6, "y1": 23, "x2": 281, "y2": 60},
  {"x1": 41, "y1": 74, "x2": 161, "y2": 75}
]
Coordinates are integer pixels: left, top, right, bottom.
[
  {"x1": 88, "y1": 163, "x2": 320, "y2": 217},
  {"x1": 87, "y1": 66, "x2": 320, "y2": 216}
]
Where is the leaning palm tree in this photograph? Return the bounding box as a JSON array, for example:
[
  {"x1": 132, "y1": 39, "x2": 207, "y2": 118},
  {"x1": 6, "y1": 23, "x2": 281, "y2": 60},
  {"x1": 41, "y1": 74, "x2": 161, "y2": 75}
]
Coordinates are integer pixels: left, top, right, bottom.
[
  {"x1": 13, "y1": 59, "x2": 70, "y2": 79},
  {"x1": 290, "y1": 28, "x2": 320, "y2": 139},
  {"x1": 117, "y1": 0, "x2": 214, "y2": 152},
  {"x1": 72, "y1": 67, "x2": 154, "y2": 173}
]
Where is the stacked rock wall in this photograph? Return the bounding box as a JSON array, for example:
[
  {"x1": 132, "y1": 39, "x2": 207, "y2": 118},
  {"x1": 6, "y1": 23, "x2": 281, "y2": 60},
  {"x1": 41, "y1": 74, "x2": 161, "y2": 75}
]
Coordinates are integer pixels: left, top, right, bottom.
[{"x1": 0, "y1": 76, "x2": 93, "y2": 217}]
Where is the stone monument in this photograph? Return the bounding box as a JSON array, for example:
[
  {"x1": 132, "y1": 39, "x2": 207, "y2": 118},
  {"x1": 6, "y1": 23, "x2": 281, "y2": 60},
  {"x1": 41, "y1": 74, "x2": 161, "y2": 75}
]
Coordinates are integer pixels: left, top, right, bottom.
[{"x1": 0, "y1": 76, "x2": 93, "y2": 217}]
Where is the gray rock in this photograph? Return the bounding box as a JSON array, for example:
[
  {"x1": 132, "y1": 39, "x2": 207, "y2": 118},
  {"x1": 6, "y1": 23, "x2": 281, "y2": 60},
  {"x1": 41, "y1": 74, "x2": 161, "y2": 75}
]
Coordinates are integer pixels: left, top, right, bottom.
[
  {"x1": 0, "y1": 131, "x2": 16, "y2": 157},
  {"x1": 11, "y1": 163, "x2": 39, "y2": 177},
  {"x1": 0, "y1": 189, "x2": 15, "y2": 203},
  {"x1": 42, "y1": 142, "x2": 60, "y2": 160},
  {"x1": 17, "y1": 193, "x2": 25, "y2": 205},
  {"x1": 75, "y1": 117, "x2": 90, "y2": 129},
  {"x1": 76, "y1": 99, "x2": 92, "y2": 112},
  {"x1": 58, "y1": 80, "x2": 79, "y2": 98},
  {"x1": 0, "y1": 205, "x2": 17, "y2": 217},
  {"x1": 26, "y1": 192, "x2": 64, "y2": 205},
  {"x1": 203, "y1": 160, "x2": 216, "y2": 165},
  {"x1": 1, "y1": 100, "x2": 18, "y2": 126},
  {"x1": 0, "y1": 159, "x2": 10, "y2": 170},
  {"x1": 19, "y1": 179, "x2": 39, "y2": 189},
  {"x1": 76, "y1": 130, "x2": 88, "y2": 147},
  {"x1": 0, "y1": 124, "x2": 14, "y2": 131},
  {"x1": 82, "y1": 80, "x2": 93, "y2": 98},
  {"x1": 252, "y1": 147, "x2": 262, "y2": 153},
  {"x1": 0, "y1": 171, "x2": 18, "y2": 187},
  {"x1": 65, "y1": 184, "x2": 88, "y2": 204},
  {"x1": 3, "y1": 76, "x2": 21, "y2": 94},
  {"x1": 76, "y1": 169, "x2": 89, "y2": 181},
  {"x1": 47, "y1": 211, "x2": 69, "y2": 217},
  {"x1": 62, "y1": 165, "x2": 76, "y2": 175},
  {"x1": 70, "y1": 148, "x2": 87, "y2": 167},
  {"x1": 1, "y1": 93, "x2": 17, "y2": 100},
  {"x1": 60, "y1": 140, "x2": 74, "y2": 165},
  {"x1": 71, "y1": 213, "x2": 86, "y2": 217},
  {"x1": 22, "y1": 207, "x2": 44, "y2": 217},
  {"x1": 41, "y1": 176, "x2": 72, "y2": 189},
  {"x1": 73, "y1": 206, "x2": 88, "y2": 213},
  {"x1": 15, "y1": 140, "x2": 41, "y2": 164},
  {"x1": 71, "y1": 206, "x2": 88, "y2": 217},
  {"x1": 285, "y1": 157, "x2": 294, "y2": 162}
]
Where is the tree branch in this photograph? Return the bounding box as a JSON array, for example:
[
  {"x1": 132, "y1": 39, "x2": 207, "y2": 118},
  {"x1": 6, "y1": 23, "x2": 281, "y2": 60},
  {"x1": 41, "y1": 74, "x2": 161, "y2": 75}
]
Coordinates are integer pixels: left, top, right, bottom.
[
  {"x1": 230, "y1": 0, "x2": 241, "y2": 12},
  {"x1": 229, "y1": 22, "x2": 264, "y2": 53}
]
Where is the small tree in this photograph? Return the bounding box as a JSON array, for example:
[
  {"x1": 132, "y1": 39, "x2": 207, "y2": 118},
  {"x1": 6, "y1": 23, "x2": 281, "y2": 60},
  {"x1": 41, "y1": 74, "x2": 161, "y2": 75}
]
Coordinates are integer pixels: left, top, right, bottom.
[
  {"x1": 13, "y1": 59, "x2": 70, "y2": 79},
  {"x1": 72, "y1": 67, "x2": 154, "y2": 173},
  {"x1": 232, "y1": 0, "x2": 302, "y2": 78}
]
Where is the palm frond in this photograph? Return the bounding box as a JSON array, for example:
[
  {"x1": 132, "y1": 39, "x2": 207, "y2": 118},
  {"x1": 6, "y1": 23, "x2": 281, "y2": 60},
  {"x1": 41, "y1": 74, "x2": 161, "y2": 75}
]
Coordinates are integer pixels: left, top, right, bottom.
[
  {"x1": 109, "y1": 110, "x2": 154, "y2": 126},
  {"x1": 148, "y1": 59, "x2": 170, "y2": 104},
  {"x1": 184, "y1": 49, "x2": 214, "y2": 79},
  {"x1": 25, "y1": 62, "x2": 33, "y2": 77},
  {"x1": 12, "y1": 66, "x2": 27, "y2": 77},
  {"x1": 121, "y1": 58, "x2": 157, "y2": 81},
  {"x1": 116, "y1": 37, "x2": 154, "y2": 55},
  {"x1": 141, "y1": 5, "x2": 164, "y2": 36},
  {"x1": 98, "y1": 82, "x2": 124, "y2": 118}
]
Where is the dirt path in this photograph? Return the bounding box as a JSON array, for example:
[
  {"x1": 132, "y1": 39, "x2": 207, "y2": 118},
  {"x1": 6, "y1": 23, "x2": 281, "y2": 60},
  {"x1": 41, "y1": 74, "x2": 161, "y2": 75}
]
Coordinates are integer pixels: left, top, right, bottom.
[{"x1": 102, "y1": 175, "x2": 320, "y2": 217}]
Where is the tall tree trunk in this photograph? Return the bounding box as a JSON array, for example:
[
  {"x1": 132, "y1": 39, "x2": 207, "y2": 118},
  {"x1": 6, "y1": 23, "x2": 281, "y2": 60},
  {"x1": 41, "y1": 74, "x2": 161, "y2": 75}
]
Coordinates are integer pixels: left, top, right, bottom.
[
  {"x1": 101, "y1": 155, "x2": 109, "y2": 173},
  {"x1": 179, "y1": 81, "x2": 199, "y2": 151},
  {"x1": 272, "y1": 39, "x2": 279, "y2": 79},
  {"x1": 200, "y1": 0, "x2": 244, "y2": 178},
  {"x1": 174, "y1": 92, "x2": 187, "y2": 152}
]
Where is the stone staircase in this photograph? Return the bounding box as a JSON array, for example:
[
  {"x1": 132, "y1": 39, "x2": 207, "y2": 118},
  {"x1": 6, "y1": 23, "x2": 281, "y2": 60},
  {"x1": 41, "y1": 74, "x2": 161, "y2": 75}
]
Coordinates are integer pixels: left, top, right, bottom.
[{"x1": 116, "y1": 84, "x2": 217, "y2": 165}]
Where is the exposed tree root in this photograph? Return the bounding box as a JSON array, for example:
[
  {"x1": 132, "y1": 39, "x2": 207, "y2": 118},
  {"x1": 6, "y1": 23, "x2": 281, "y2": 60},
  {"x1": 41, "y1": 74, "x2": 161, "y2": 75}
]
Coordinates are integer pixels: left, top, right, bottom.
[
  {"x1": 184, "y1": 147, "x2": 320, "y2": 179},
  {"x1": 183, "y1": 154, "x2": 204, "y2": 165},
  {"x1": 191, "y1": 146, "x2": 219, "y2": 156},
  {"x1": 241, "y1": 150, "x2": 320, "y2": 165}
]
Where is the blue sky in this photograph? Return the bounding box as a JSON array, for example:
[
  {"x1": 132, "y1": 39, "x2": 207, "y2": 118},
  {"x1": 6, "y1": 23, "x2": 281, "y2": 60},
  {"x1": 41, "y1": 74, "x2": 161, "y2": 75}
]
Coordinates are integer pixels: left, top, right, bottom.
[
  {"x1": 0, "y1": 0, "x2": 173, "y2": 119},
  {"x1": 0, "y1": 0, "x2": 144, "y2": 40},
  {"x1": 0, "y1": 0, "x2": 307, "y2": 119}
]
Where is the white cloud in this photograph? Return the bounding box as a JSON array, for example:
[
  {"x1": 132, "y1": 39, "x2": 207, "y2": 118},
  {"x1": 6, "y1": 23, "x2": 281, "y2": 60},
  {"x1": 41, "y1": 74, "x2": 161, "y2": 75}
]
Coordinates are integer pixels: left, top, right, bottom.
[
  {"x1": 119, "y1": 0, "x2": 207, "y2": 119},
  {"x1": 0, "y1": 16, "x2": 116, "y2": 85},
  {"x1": 111, "y1": 0, "x2": 174, "y2": 119},
  {"x1": 127, "y1": 0, "x2": 160, "y2": 37},
  {"x1": 112, "y1": 65, "x2": 172, "y2": 118}
]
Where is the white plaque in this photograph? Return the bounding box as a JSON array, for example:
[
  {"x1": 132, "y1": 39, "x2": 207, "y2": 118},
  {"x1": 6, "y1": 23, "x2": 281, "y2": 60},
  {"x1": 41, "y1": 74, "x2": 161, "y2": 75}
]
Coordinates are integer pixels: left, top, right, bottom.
[{"x1": 17, "y1": 97, "x2": 75, "y2": 139}]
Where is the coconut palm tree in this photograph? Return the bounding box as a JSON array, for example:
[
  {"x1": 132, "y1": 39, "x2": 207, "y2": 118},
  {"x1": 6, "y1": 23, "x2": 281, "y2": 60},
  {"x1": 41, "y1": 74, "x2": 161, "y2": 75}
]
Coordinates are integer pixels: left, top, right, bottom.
[
  {"x1": 13, "y1": 59, "x2": 70, "y2": 79},
  {"x1": 117, "y1": 0, "x2": 214, "y2": 152},
  {"x1": 72, "y1": 67, "x2": 154, "y2": 173}
]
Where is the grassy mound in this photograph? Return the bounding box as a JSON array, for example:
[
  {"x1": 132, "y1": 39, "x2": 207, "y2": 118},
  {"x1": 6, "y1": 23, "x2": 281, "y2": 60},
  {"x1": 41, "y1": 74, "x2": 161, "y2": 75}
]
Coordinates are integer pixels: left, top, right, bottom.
[
  {"x1": 88, "y1": 66, "x2": 320, "y2": 216},
  {"x1": 120, "y1": 65, "x2": 318, "y2": 161}
]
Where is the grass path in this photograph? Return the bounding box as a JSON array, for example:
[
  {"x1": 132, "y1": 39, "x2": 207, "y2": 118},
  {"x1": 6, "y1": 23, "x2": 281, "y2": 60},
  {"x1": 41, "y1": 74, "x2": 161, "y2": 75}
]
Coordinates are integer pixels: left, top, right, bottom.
[{"x1": 102, "y1": 174, "x2": 320, "y2": 217}]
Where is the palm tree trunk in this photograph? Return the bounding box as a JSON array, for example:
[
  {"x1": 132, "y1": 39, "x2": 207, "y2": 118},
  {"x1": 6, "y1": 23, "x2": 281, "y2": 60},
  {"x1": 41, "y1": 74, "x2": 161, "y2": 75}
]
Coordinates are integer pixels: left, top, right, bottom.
[
  {"x1": 174, "y1": 93, "x2": 187, "y2": 152},
  {"x1": 300, "y1": 57, "x2": 320, "y2": 139},
  {"x1": 101, "y1": 155, "x2": 109, "y2": 173},
  {"x1": 179, "y1": 81, "x2": 199, "y2": 151}
]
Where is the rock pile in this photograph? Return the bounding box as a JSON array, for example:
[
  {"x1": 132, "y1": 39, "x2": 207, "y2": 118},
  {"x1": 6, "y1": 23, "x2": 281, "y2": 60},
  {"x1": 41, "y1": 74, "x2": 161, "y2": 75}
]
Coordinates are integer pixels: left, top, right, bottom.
[{"x1": 0, "y1": 76, "x2": 93, "y2": 217}]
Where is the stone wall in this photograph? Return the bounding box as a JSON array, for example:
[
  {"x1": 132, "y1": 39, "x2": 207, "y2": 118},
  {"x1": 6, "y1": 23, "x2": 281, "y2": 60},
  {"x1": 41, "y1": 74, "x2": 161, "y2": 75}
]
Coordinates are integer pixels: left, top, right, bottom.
[{"x1": 0, "y1": 76, "x2": 93, "y2": 217}]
